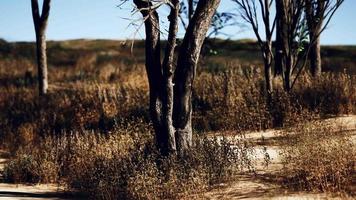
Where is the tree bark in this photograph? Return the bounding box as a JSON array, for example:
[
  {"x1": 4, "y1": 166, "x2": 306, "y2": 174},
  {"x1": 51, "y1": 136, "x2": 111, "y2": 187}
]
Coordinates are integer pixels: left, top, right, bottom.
[
  {"x1": 274, "y1": 0, "x2": 285, "y2": 76},
  {"x1": 173, "y1": 0, "x2": 221, "y2": 154},
  {"x1": 135, "y1": 0, "x2": 220, "y2": 155},
  {"x1": 188, "y1": 0, "x2": 194, "y2": 20},
  {"x1": 274, "y1": 0, "x2": 292, "y2": 91},
  {"x1": 31, "y1": 0, "x2": 51, "y2": 96},
  {"x1": 264, "y1": 48, "x2": 273, "y2": 94},
  {"x1": 161, "y1": 0, "x2": 180, "y2": 153},
  {"x1": 284, "y1": 56, "x2": 293, "y2": 91},
  {"x1": 133, "y1": 0, "x2": 168, "y2": 153},
  {"x1": 309, "y1": 34, "x2": 321, "y2": 76},
  {"x1": 35, "y1": 31, "x2": 48, "y2": 95},
  {"x1": 305, "y1": 0, "x2": 324, "y2": 77},
  {"x1": 263, "y1": 0, "x2": 273, "y2": 94}
]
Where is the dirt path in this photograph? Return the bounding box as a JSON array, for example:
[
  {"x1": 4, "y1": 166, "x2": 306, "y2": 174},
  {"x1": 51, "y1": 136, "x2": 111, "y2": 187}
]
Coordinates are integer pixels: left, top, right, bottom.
[
  {"x1": 0, "y1": 153, "x2": 79, "y2": 199},
  {"x1": 0, "y1": 184, "x2": 76, "y2": 200},
  {"x1": 203, "y1": 115, "x2": 356, "y2": 199},
  {"x1": 0, "y1": 116, "x2": 355, "y2": 199}
]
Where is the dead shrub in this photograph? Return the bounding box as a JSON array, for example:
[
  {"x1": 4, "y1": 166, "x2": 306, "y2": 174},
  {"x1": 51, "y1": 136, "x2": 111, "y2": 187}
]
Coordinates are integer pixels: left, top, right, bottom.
[
  {"x1": 281, "y1": 123, "x2": 356, "y2": 193},
  {"x1": 3, "y1": 125, "x2": 254, "y2": 199}
]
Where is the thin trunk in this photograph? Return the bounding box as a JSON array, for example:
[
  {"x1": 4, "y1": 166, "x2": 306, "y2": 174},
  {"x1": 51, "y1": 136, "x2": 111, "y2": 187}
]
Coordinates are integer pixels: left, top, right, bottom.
[
  {"x1": 263, "y1": 0, "x2": 273, "y2": 94},
  {"x1": 188, "y1": 0, "x2": 194, "y2": 20},
  {"x1": 133, "y1": 0, "x2": 166, "y2": 153},
  {"x1": 310, "y1": 34, "x2": 321, "y2": 77},
  {"x1": 275, "y1": 0, "x2": 291, "y2": 91},
  {"x1": 284, "y1": 56, "x2": 293, "y2": 91},
  {"x1": 305, "y1": 0, "x2": 323, "y2": 77},
  {"x1": 173, "y1": 0, "x2": 221, "y2": 154},
  {"x1": 31, "y1": 0, "x2": 51, "y2": 96},
  {"x1": 35, "y1": 31, "x2": 48, "y2": 95},
  {"x1": 162, "y1": 0, "x2": 180, "y2": 154},
  {"x1": 274, "y1": 0, "x2": 284, "y2": 76},
  {"x1": 264, "y1": 50, "x2": 273, "y2": 94}
]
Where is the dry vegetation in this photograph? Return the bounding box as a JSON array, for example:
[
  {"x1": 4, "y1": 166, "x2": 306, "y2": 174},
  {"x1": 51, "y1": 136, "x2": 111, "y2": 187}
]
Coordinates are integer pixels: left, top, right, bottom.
[
  {"x1": 281, "y1": 123, "x2": 356, "y2": 193},
  {"x1": 0, "y1": 39, "x2": 355, "y2": 199}
]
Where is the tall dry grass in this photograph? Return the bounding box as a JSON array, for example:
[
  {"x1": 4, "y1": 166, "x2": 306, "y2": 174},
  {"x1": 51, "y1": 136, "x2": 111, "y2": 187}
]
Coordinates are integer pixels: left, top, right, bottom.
[
  {"x1": 0, "y1": 39, "x2": 355, "y2": 198},
  {"x1": 281, "y1": 123, "x2": 356, "y2": 194},
  {"x1": 3, "y1": 126, "x2": 255, "y2": 199}
]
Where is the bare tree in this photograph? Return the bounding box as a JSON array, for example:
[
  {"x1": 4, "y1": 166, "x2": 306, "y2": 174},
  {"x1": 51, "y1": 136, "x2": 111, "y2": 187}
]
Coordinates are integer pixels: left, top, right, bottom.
[
  {"x1": 274, "y1": 0, "x2": 287, "y2": 77},
  {"x1": 133, "y1": 0, "x2": 220, "y2": 155},
  {"x1": 274, "y1": 0, "x2": 306, "y2": 91},
  {"x1": 188, "y1": 0, "x2": 194, "y2": 20},
  {"x1": 31, "y1": 0, "x2": 51, "y2": 95},
  {"x1": 234, "y1": 0, "x2": 276, "y2": 94},
  {"x1": 274, "y1": 0, "x2": 344, "y2": 91},
  {"x1": 305, "y1": 0, "x2": 344, "y2": 77},
  {"x1": 180, "y1": 0, "x2": 237, "y2": 37}
]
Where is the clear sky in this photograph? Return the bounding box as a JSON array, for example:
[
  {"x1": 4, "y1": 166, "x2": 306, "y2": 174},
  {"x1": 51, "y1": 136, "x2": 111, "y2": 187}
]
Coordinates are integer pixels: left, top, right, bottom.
[{"x1": 0, "y1": 0, "x2": 355, "y2": 45}]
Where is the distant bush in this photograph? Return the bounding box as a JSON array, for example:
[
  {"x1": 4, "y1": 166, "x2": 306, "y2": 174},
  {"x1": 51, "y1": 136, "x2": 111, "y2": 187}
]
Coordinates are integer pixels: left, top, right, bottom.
[{"x1": 281, "y1": 123, "x2": 356, "y2": 193}]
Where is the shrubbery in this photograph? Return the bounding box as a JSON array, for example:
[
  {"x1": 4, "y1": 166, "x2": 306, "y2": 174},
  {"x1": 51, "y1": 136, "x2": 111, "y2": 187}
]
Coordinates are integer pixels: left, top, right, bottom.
[
  {"x1": 0, "y1": 40, "x2": 355, "y2": 198},
  {"x1": 281, "y1": 123, "x2": 356, "y2": 193},
  {"x1": 3, "y1": 125, "x2": 254, "y2": 199}
]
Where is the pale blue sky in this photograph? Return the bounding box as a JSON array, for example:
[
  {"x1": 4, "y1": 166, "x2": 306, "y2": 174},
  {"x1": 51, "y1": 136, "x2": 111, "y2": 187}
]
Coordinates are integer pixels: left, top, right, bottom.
[{"x1": 0, "y1": 0, "x2": 355, "y2": 45}]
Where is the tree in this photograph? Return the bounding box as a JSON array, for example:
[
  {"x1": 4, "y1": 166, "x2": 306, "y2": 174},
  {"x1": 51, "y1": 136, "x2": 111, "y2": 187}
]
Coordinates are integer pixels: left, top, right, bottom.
[
  {"x1": 274, "y1": 0, "x2": 344, "y2": 91},
  {"x1": 31, "y1": 0, "x2": 51, "y2": 95},
  {"x1": 274, "y1": 0, "x2": 307, "y2": 91},
  {"x1": 305, "y1": 0, "x2": 344, "y2": 77},
  {"x1": 180, "y1": 0, "x2": 237, "y2": 37},
  {"x1": 274, "y1": 0, "x2": 287, "y2": 77},
  {"x1": 179, "y1": 0, "x2": 238, "y2": 57},
  {"x1": 133, "y1": 0, "x2": 220, "y2": 155},
  {"x1": 234, "y1": 0, "x2": 276, "y2": 94}
]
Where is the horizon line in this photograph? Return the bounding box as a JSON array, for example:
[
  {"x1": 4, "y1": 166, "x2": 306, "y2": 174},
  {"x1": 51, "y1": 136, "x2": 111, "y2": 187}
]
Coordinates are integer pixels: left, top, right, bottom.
[{"x1": 1, "y1": 37, "x2": 355, "y2": 46}]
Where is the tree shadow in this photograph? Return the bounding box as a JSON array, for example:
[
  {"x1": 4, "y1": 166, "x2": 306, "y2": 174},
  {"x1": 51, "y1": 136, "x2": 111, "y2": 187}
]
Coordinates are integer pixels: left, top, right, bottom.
[{"x1": 205, "y1": 170, "x2": 356, "y2": 199}]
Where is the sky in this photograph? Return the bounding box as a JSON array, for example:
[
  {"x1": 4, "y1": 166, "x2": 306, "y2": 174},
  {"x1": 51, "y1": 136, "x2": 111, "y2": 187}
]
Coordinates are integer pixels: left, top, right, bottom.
[{"x1": 0, "y1": 0, "x2": 355, "y2": 45}]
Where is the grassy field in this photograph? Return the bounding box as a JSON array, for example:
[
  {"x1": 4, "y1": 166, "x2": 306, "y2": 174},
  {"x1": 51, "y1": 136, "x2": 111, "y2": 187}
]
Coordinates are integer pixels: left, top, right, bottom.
[{"x1": 0, "y1": 39, "x2": 355, "y2": 199}]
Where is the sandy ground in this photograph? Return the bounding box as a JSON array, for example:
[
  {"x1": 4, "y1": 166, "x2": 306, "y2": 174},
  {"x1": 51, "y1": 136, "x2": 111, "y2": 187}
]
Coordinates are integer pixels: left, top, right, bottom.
[
  {"x1": 203, "y1": 115, "x2": 356, "y2": 200},
  {"x1": 0, "y1": 115, "x2": 355, "y2": 200},
  {"x1": 0, "y1": 184, "x2": 76, "y2": 200},
  {"x1": 0, "y1": 150, "x2": 78, "y2": 199}
]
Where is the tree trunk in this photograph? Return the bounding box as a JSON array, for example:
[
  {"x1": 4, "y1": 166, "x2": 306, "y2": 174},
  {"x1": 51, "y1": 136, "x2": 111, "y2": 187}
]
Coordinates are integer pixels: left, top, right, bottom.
[
  {"x1": 309, "y1": 35, "x2": 321, "y2": 77},
  {"x1": 305, "y1": 0, "x2": 324, "y2": 78},
  {"x1": 188, "y1": 0, "x2": 194, "y2": 20},
  {"x1": 35, "y1": 31, "x2": 48, "y2": 95},
  {"x1": 275, "y1": 0, "x2": 291, "y2": 91},
  {"x1": 264, "y1": 51, "x2": 273, "y2": 94},
  {"x1": 161, "y1": 0, "x2": 180, "y2": 154},
  {"x1": 173, "y1": 0, "x2": 221, "y2": 154},
  {"x1": 264, "y1": 0, "x2": 273, "y2": 94},
  {"x1": 31, "y1": 0, "x2": 51, "y2": 96},
  {"x1": 135, "y1": 0, "x2": 220, "y2": 155},
  {"x1": 284, "y1": 56, "x2": 293, "y2": 91},
  {"x1": 133, "y1": 0, "x2": 169, "y2": 154},
  {"x1": 274, "y1": 0, "x2": 285, "y2": 76}
]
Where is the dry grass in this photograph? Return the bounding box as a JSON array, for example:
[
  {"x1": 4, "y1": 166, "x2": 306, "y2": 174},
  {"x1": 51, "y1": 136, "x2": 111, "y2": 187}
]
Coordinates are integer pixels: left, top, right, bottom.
[
  {"x1": 0, "y1": 39, "x2": 355, "y2": 198},
  {"x1": 281, "y1": 123, "x2": 356, "y2": 193},
  {"x1": 3, "y1": 126, "x2": 254, "y2": 199}
]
